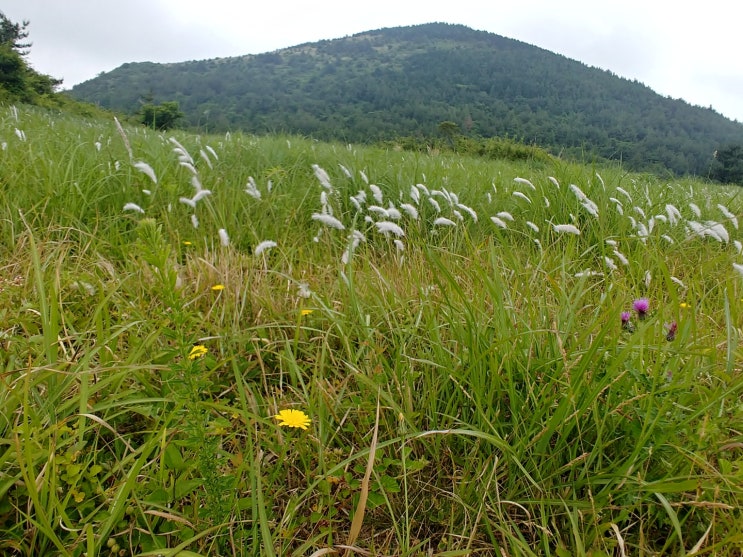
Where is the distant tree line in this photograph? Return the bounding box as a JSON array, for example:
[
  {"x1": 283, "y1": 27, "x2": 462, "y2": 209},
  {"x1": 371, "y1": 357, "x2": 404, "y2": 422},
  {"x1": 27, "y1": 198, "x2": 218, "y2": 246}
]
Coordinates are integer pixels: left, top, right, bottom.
[{"x1": 69, "y1": 23, "x2": 743, "y2": 179}]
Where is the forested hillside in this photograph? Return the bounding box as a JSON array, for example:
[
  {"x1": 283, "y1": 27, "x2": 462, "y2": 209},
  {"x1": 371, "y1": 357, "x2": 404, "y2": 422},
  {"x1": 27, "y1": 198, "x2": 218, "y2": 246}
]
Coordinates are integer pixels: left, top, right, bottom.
[{"x1": 70, "y1": 22, "x2": 743, "y2": 176}]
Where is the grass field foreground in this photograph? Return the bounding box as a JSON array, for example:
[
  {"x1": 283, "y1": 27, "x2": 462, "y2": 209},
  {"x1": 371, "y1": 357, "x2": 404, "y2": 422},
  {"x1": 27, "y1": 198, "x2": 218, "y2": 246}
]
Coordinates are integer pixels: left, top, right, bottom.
[{"x1": 1, "y1": 105, "x2": 742, "y2": 556}]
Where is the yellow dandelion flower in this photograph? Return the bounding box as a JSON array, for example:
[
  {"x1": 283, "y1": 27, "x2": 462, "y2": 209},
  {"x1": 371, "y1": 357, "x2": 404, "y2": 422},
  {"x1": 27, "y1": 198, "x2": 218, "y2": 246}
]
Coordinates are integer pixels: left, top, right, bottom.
[
  {"x1": 274, "y1": 409, "x2": 311, "y2": 430},
  {"x1": 300, "y1": 308, "x2": 313, "y2": 316},
  {"x1": 211, "y1": 284, "x2": 225, "y2": 291},
  {"x1": 679, "y1": 302, "x2": 690, "y2": 309},
  {"x1": 188, "y1": 345, "x2": 208, "y2": 360},
  {"x1": 183, "y1": 241, "x2": 192, "y2": 246}
]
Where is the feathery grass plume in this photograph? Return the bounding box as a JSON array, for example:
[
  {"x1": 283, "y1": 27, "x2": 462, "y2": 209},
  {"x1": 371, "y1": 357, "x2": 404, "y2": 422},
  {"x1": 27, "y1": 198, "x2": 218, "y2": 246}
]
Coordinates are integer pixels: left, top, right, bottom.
[
  {"x1": 94, "y1": 141, "x2": 101, "y2": 152},
  {"x1": 733, "y1": 262, "x2": 743, "y2": 278},
  {"x1": 717, "y1": 204, "x2": 739, "y2": 229},
  {"x1": 191, "y1": 175, "x2": 203, "y2": 193},
  {"x1": 218, "y1": 228, "x2": 230, "y2": 246},
  {"x1": 689, "y1": 203, "x2": 701, "y2": 218},
  {"x1": 349, "y1": 196, "x2": 362, "y2": 212},
  {"x1": 735, "y1": 240, "x2": 743, "y2": 254},
  {"x1": 512, "y1": 191, "x2": 532, "y2": 203},
  {"x1": 604, "y1": 256, "x2": 617, "y2": 271},
  {"x1": 400, "y1": 203, "x2": 419, "y2": 219},
  {"x1": 179, "y1": 197, "x2": 197, "y2": 208},
  {"x1": 339, "y1": 164, "x2": 352, "y2": 179},
  {"x1": 616, "y1": 186, "x2": 632, "y2": 202},
  {"x1": 575, "y1": 269, "x2": 602, "y2": 277},
  {"x1": 245, "y1": 176, "x2": 261, "y2": 199},
  {"x1": 526, "y1": 220, "x2": 539, "y2": 233},
  {"x1": 169, "y1": 137, "x2": 194, "y2": 164},
  {"x1": 311, "y1": 213, "x2": 345, "y2": 230},
  {"x1": 133, "y1": 161, "x2": 158, "y2": 184},
  {"x1": 670, "y1": 276, "x2": 686, "y2": 289},
  {"x1": 254, "y1": 240, "x2": 277, "y2": 256},
  {"x1": 410, "y1": 185, "x2": 420, "y2": 204},
  {"x1": 707, "y1": 221, "x2": 729, "y2": 243},
  {"x1": 514, "y1": 177, "x2": 536, "y2": 190},
  {"x1": 553, "y1": 223, "x2": 581, "y2": 235},
  {"x1": 113, "y1": 116, "x2": 133, "y2": 160},
  {"x1": 582, "y1": 199, "x2": 599, "y2": 217},
  {"x1": 605, "y1": 239, "x2": 617, "y2": 246},
  {"x1": 612, "y1": 249, "x2": 629, "y2": 266},
  {"x1": 548, "y1": 176, "x2": 560, "y2": 188},
  {"x1": 416, "y1": 183, "x2": 430, "y2": 196},
  {"x1": 569, "y1": 183, "x2": 588, "y2": 201},
  {"x1": 199, "y1": 149, "x2": 213, "y2": 169},
  {"x1": 1, "y1": 142, "x2": 6, "y2": 151},
  {"x1": 456, "y1": 203, "x2": 478, "y2": 222},
  {"x1": 297, "y1": 281, "x2": 311, "y2": 298},
  {"x1": 375, "y1": 221, "x2": 405, "y2": 237},
  {"x1": 496, "y1": 211, "x2": 514, "y2": 222},
  {"x1": 427, "y1": 197, "x2": 441, "y2": 212},
  {"x1": 644, "y1": 270, "x2": 652, "y2": 288},
  {"x1": 634, "y1": 206, "x2": 646, "y2": 219},
  {"x1": 386, "y1": 205, "x2": 402, "y2": 220},
  {"x1": 312, "y1": 164, "x2": 332, "y2": 190},
  {"x1": 369, "y1": 184, "x2": 384, "y2": 205},
  {"x1": 192, "y1": 189, "x2": 211, "y2": 203},
  {"x1": 434, "y1": 217, "x2": 457, "y2": 227},
  {"x1": 595, "y1": 172, "x2": 606, "y2": 189},
  {"x1": 123, "y1": 202, "x2": 145, "y2": 214},
  {"x1": 191, "y1": 214, "x2": 199, "y2": 229},
  {"x1": 452, "y1": 209, "x2": 464, "y2": 221},
  {"x1": 661, "y1": 234, "x2": 674, "y2": 244},
  {"x1": 490, "y1": 216, "x2": 508, "y2": 229},
  {"x1": 180, "y1": 161, "x2": 198, "y2": 175},
  {"x1": 142, "y1": 189, "x2": 151, "y2": 195},
  {"x1": 665, "y1": 203, "x2": 682, "y2": 225},
  {"x1": 367, "y1": 205, "x2": 389, "y2": 217},
  {"x1": 205, "y1": 145, "x2": 219, "y2": 160},
  {"x1": 393, "y1": 239, "x2": 405, "y2": 252}
]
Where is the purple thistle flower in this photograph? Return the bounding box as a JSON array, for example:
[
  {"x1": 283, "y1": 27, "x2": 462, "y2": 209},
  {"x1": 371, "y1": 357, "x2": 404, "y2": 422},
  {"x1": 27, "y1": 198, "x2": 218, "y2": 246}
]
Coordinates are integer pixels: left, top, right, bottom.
[
  {"x1": 665, "y1": 321, "x2": 678, "y2": 341},
  {"x1": 633, "y1": 298, "x2": 650, "y2": 319},
  {"x1": 621, "y1": 311, "x2": 634, "y2": 332}
]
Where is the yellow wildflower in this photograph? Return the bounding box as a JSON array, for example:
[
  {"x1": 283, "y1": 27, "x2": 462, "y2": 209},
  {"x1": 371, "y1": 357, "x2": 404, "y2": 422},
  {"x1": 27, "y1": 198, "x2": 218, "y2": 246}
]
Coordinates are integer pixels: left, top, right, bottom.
[
  {"x1": 300, "y1": 308, "x2": 313, "y2": 316},
  {"x1": 188, "y1": 345, "x2": 208, "y2": 360},
  {"x1": 211, "y1": 284, "x2": 225, "y2": 291},
  {"x1": 274, "y1": 409, "x2": 311, "y2": 430},
  {"x1": 679, "y1": 302, "x2": 690, "y2": 309},
  {"x1": 183, "y1": 241, "x2": 192, "y2": 246}
]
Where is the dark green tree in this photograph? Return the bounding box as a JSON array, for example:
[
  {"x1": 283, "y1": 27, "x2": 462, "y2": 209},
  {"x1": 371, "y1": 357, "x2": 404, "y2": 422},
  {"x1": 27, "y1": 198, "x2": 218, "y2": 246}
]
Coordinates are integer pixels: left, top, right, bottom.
[
  {"x1": 0, "y1": 11, "x2": 61, "y2": 102},
  {"x1": 438, "y1": 120, "x2": 460, "y2": 148},
  {"x1": 0, "y1": 11, "x2": 30, "y2": 53},
  {"x1": 140, "y1": 101, "x2": 184, "y2": 130},
  {"x1": 712, "y1": 144, "x2": 743, "y2": 185}
]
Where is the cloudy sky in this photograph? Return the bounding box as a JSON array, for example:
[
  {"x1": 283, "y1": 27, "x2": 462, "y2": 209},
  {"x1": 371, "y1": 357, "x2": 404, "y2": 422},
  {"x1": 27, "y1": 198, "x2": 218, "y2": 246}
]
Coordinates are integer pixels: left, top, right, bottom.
[{"x1": 4, "y1": 0, "x2": 743, "y2": 122}]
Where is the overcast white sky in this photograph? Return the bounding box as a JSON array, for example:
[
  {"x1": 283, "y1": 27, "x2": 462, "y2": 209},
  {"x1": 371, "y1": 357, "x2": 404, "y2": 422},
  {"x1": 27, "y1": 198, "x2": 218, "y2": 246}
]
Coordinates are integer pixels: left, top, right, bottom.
[{"x1": 4, "y1": 1, "x2": 743, "y2": 122}]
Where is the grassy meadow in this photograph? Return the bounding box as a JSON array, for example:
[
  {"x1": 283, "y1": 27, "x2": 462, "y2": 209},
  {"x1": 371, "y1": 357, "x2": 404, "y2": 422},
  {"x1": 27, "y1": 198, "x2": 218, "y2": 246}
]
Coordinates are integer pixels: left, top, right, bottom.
[{"x1": 1, "y1": 104, "x2": 742, "y2": 556}]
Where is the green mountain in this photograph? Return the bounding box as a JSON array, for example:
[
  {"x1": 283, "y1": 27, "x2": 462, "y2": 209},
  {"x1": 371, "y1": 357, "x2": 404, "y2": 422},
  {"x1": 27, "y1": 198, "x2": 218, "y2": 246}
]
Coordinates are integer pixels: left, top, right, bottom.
[{"x1": 69, "y1": 22, "x2": 743, "y2": 176}]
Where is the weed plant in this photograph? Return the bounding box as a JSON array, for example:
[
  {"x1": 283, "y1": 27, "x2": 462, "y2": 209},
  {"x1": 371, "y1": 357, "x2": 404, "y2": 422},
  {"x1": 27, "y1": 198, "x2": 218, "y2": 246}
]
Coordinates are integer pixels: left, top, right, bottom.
[{"x1": 1, "y1": 105, "x2": 742, "y2": 556}]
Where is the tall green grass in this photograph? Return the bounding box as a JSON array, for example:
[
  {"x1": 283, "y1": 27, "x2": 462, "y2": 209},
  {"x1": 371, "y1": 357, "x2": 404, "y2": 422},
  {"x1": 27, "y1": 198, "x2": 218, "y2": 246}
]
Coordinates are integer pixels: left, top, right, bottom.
[{"x1": 1, "y1": 104, "x2": 741, "y2": 556}]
